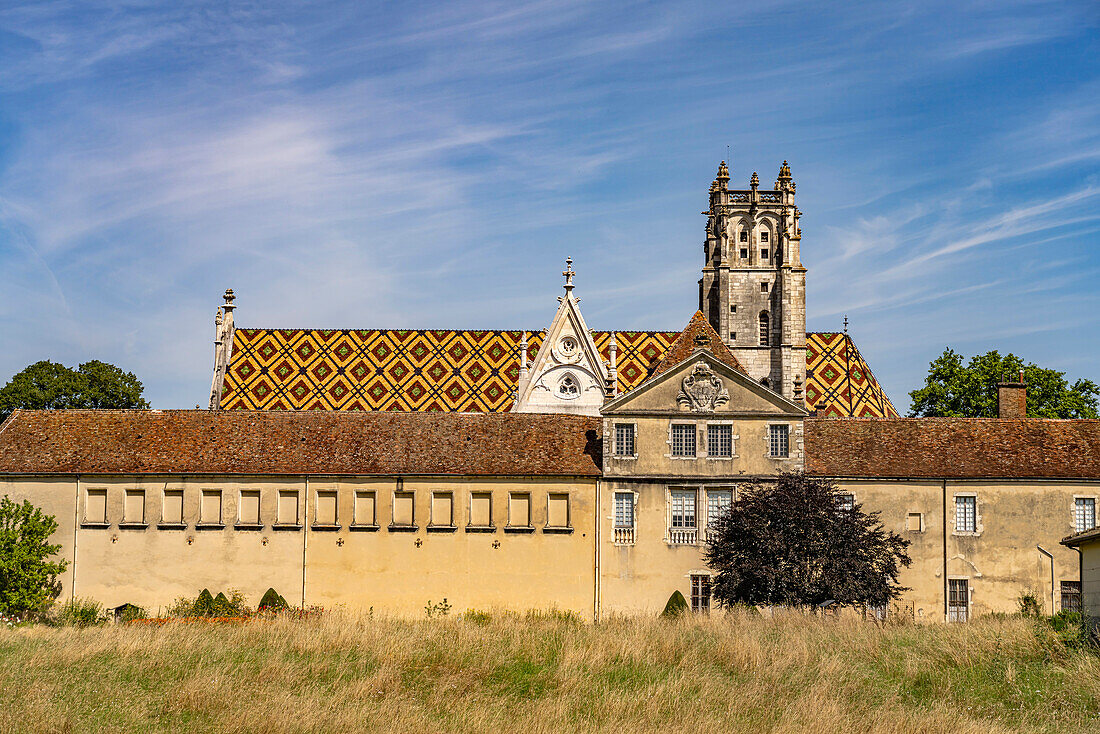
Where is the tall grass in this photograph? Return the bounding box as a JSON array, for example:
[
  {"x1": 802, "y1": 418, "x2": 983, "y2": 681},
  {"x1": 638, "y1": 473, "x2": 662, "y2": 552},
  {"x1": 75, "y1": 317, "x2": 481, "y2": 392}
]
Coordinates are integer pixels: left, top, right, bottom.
[{"x1": 0, "y1": 610, "x2": 1097, "y2": 733}]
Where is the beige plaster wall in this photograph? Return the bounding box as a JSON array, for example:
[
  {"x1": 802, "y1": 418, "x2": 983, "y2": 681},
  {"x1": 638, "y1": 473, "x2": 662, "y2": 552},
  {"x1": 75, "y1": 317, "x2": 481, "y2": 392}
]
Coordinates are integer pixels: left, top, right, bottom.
[
  {"x1": 1, "y1": 475, "x2": 597, "y2": 618},
  {"x1": 1079, "y1": 539, "x2": 1100, "y2": 618}
]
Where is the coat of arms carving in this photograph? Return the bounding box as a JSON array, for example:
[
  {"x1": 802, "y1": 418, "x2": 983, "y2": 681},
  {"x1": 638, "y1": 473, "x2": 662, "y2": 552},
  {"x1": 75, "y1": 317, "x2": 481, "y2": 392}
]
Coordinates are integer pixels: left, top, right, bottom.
[{"x1": 677, "y1": 362, "x2": 730, "y2": 412}]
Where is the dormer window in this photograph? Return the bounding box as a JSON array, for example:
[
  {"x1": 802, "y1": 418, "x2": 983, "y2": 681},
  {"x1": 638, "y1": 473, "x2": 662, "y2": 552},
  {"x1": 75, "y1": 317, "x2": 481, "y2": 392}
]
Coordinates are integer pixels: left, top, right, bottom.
[{"x1": 558, "y1": 373, "x2": 580, "y2": 398}]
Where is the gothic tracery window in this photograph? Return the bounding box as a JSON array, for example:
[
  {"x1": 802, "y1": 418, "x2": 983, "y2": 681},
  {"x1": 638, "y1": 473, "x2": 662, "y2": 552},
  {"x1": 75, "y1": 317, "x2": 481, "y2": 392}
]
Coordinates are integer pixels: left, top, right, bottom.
[{"x1": 558, "y1": 373, "x2": 580, "y2": 398}]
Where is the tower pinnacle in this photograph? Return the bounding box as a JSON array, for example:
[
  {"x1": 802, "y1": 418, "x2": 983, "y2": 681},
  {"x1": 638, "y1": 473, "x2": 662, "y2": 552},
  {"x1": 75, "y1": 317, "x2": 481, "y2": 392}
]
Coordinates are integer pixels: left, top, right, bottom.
[{"x1": 562, "y1": 257, "x2": 575, "y2": 293}]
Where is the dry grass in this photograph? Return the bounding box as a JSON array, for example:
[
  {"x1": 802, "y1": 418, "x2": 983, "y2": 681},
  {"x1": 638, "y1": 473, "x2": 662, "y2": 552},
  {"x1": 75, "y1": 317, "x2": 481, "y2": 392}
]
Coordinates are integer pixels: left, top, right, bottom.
[{"x1": 1, "y1": 610, "x2": 1098, "y2": 733}]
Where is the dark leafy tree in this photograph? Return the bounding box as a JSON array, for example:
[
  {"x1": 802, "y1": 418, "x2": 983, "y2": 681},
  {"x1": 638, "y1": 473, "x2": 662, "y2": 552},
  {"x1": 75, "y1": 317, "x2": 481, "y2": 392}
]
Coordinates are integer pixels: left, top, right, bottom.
[
  {"x1": 909, "y1": 348, "x2": 1098, "y2": 418},
  {"x1": 705, "y1": 473, "x2": 910, "y2": 609},
  {"x1": 0, "y1": 360, "x2": 149, "y2": 423},
  {"x1": 0, "y1": 496, "x2": 67, "y2": 617}
]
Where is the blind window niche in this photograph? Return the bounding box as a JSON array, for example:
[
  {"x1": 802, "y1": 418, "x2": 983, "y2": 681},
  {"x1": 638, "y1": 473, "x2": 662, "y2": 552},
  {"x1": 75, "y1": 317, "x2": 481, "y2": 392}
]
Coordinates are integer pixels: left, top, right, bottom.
[
  {"x1": 162, "y1": 490, "x2": 184, "y2": 526},
  {"x1": 353, "y1": 490, "x2": 377, "y2": 527},
  {"x1": 508, "y1": 492, "x2": 532, "y2": 528},
  {"x1": 277, "y1": 490, "x2": 300, "y2": 527},
  {"x1": 85, "y1": 488, "x2": 107, "y2": 525},
  {"x1": 315, "y1": 490, "x2": 338, "y2": 527},
  {"x1": 431, "y1": 492, "x2": 454, "y2": 528},
  {"x1": 392, "y1": 491, "x2": 415, "y2": 527},
  {"x1": 546, "y1": 493, "x2": 570, "y2": 529},
  {"x1": 238, "y1": 490, "x2": 261, "y2": 526},
  {"x1": 200, "y1": 490, "x2": 223, "y2": 526},
  {"x1": 123, "y1": 489, "x2": 145, "y2": 525},
  {"x1": 469, "y1": 492, "x2": 492, "y2": 528}
]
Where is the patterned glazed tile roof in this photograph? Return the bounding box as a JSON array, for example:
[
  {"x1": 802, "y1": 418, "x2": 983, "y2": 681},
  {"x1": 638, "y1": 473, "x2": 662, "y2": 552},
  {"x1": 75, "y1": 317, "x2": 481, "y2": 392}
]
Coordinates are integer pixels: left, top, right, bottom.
[
  {"x1": 0, "y1": 409, "x2": 602, "y2": 477},
  {"x1": 806, "y1": 417, "x2": 1100, "y2": 479},
  {"x1": 220, "y1": 328, "x2": 896, "y2": 417}
]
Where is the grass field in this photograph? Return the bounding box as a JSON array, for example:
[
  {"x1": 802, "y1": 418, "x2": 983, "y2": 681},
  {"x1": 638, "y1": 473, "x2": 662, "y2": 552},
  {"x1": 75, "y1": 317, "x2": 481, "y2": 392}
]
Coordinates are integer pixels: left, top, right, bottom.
[{"x1": 2, "y1": 610, "x2": 1098, "y2": 733}]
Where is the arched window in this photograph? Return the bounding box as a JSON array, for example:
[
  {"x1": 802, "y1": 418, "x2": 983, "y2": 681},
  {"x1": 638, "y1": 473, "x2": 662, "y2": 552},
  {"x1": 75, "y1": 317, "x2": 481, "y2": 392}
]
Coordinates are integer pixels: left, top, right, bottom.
[{"x1": 758, "y1": 311, "x2": 770, "y2": 346}]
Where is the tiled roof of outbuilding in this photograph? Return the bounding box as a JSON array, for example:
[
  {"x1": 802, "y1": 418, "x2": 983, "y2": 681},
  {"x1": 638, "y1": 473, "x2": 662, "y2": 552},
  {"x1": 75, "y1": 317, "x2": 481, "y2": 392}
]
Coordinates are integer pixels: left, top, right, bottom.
[
  {"x1": 805, "y1": 417, "x2": 1100, "y2": 479},
  {"x1": 0, "y1": 410, "x2": 602, "y2": 477}
]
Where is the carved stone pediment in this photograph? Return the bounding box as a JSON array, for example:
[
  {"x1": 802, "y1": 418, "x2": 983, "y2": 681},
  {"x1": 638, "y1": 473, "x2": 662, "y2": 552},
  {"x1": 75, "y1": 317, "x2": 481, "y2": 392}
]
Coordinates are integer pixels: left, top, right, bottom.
[{"x1": 677, "y1": 362, "x2": 730, "y2": 412}]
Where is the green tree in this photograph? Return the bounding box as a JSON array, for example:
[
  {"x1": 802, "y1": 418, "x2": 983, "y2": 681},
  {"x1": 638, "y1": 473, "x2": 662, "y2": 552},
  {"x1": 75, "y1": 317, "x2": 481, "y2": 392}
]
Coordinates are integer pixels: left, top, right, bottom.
[
  {"x1": 908, "y1": 348, "x2": 1099, "y2": 418},
  {"x1": 704, "y1": 473, "x2": 910, "y2": 609},
  {"x1": 0, "y1": 360, "x2": 149, "y2": 422},
  {"x1": 0, "y1": 496, "x2": 68, "y2": 618}
]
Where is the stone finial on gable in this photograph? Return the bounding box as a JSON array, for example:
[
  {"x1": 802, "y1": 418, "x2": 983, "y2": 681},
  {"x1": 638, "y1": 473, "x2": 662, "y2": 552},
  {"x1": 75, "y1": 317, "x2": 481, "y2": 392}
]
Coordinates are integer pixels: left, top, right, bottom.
[{"x1": 208, "y1": 288, "x2": 238, "y2": 410}]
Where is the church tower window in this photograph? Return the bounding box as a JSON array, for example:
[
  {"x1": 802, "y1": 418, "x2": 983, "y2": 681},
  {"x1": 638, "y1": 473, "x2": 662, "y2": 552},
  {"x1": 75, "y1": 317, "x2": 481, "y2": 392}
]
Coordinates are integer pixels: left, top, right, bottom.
[
  {"x1": 759, "y1": 312, "x2": 770, "y2": 346},
  {"x1": 760, "y1": 230, "x2": 769, "y2": 242},
  {"x1": 739, "y1": 230, "x2": 748, "y2": 242}
]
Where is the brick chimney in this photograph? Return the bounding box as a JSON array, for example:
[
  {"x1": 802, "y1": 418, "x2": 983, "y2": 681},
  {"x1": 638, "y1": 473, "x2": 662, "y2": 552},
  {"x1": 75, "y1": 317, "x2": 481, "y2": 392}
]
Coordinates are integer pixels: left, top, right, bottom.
[{"x1": 996, "y1": 371, "x2": 1027, "y2": 419}]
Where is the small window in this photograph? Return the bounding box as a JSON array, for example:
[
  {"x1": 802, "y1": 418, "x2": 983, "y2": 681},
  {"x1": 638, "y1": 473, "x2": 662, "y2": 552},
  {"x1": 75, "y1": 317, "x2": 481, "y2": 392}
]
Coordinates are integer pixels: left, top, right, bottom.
[
  {"x1": 162, "y1": 490, "x2": 184, "y2": 525},
  {"x1": 316, "y1": 490, "x2": 338, "y2": 527},
  {"x1": 469, "y1": 492, "x2": 492, "y2": 527},
  {"x1": 760, "y1": 248, "x2": 769, "y2": 260},
  {"x1": 739, "y1": 230, "x2": 748, "y2": 242},
  {"x1": 1061, "y1": 581, "x2": 1082, "y2": 613},
  {"x1": 760, "y1": 282, "x2": 769, "y2": 293},
  {"x1": 729, "y1": 332, "x2": 736, "y2": 340},
  {"x1": 707, "y1": 424, "x2": 733, "y2": 458},
  {"x1": 907, "y1": 512, "x2": 923, "y2": 532},
  {"x1": 671, "y1": 489, "x2": 697, "y2": 528},
  {"x1": 760, "y1": 230, "x2": 769, "y2": 242},
  {"x1": 768, "y1": 425, "x2": 789, "y2": 458},
  {"x1": 955, "y1": 496, "x2": 976, "y2": 533},
  {"x1": 353, "y1": 490, "x2": 377, "y2": 526},
  {"x1": 837, "y1": 493, "x2": 854, "y2": 511},
  {"x1": 1075, "y1": 498, "x2": 1096, "y2": 533},
  {"x1": 85, "y1": 488, "x2": 108, "y2": 524},
  {"x1": 614, "y1": 423, "x2": 636, "y2": 457},
  {"x1": 238, "y1": 490, "x2": 261, "y2": 526},
  {"x1": 690, "y1": 574, "x2": 712, "y2": 613},
  {"x1": 948, "y1": 579, "x2": 969, "y2": 622},
  {"x1": 729, "y1": 304, "x2": 737, "y2": 313},
  {"x1": 547, "y1": 493, "x2": 570, "y2": 528},
  {"x1": 200, "y1": 489, "x2": 223, "y2": 526},
  {"x1": 739, "y1": 248, "x2": 749, "y2": 259},
  {"x1": 614, "y1": 492, "x2": 634, "y2": 529},
  {"x1": 706, "y1": 489, "x2": 732, "y2": 528},
  {"x1": 508, "y1": 492, "x2": 531, "y2": 527},
  {"x1": 124, "y1": 490, "x2": 145, "y2": 525},
  {"x1": 671, "y1": 424, "x2": 697, "y2": 457},
  {"x1": 278, "y1": 490, "x2": 300, "y2": 526},
  {"x1": 392, "y1": 491, "x2": 415, "y2": 527},
  {"x1": 758, "y1": 311, "x2": 769, "y2": 346}
]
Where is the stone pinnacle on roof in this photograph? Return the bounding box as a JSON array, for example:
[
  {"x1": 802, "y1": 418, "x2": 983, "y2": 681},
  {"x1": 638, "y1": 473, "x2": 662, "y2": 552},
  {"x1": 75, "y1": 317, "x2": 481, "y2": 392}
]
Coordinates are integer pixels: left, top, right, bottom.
[
  {"x1": 562, "y1": 257, "x2": 575, "y2": 293},
  {"x1": 716, "y1": 160, "x2": 730, "y2": 187},
  {"x1": 750, "y1": 171, "x2": 759, "y2": 189}
]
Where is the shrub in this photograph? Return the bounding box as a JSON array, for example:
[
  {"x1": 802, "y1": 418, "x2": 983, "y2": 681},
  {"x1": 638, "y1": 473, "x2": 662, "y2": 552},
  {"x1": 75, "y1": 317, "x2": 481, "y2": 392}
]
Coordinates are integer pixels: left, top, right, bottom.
[
  {"x1": 1047, "y1": 610, "x2": 1090, "y2": 649},
  {"x1": 1017, "y1": 591, "x2": 1043, "y2": 618},
  {"x1": 524, "y1": 609, "x2": 582, "y2": 624},
  {"x1": 661, "y1": 590, "x2": 688, "y2": 618},
  {"x1": 0, "y1": 496, "x2": 67, "y2": 618},
  {"x1": 194, "y1": 589, "x2": 216, "y2": 616},
  {"x1": 53, "y1": 598, "x2": 106, "y2": 627},
  {"x1": 258, "y1": 588, "x2": 289, "y2": 612},
  {"x1": 113, "y1": 603, "x2": 147, "y2": 623}
]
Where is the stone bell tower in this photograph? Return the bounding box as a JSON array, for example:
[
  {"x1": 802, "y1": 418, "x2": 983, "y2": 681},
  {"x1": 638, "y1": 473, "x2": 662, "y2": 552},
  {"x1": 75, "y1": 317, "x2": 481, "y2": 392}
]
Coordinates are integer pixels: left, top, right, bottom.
[{"x1": 698, "y1": 160, "x2": 807, "y2": 403}]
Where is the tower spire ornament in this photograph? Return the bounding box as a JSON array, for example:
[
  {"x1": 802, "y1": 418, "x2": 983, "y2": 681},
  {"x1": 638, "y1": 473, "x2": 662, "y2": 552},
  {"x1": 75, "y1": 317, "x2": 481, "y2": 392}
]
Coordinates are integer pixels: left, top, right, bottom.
[{"x1": 562, "y1": 257, "x2": 575, "y2": 293}]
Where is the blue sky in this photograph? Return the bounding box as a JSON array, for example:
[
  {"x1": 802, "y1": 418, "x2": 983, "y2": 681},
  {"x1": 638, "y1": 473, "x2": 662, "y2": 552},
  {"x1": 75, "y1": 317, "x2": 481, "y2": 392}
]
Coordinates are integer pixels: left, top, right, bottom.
[{"x1": 0, "y1": 1, "x2": 1098, "y2": 411}]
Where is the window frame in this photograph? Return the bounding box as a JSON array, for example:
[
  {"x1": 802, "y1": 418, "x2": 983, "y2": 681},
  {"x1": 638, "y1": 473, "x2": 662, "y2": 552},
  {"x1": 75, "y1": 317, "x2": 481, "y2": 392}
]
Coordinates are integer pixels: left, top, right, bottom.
[
  {"x1": 954, "y1": 494, "x2": 978, "y2": 535},
  {"x1": 706, "y1": 488, "x2": 733, "y2": 530},
  {"x1": 544, "y1": 492, "x2": 572, "y2": 533},
  {"x1": 505, "y1": 491, "x2": 534, "y2": 533},
  {"x1": 275, "y1": 489, "x2": 302, "y2": 529},
  {"x1": 613, "y1": 422, "x2": 637, "y2": 459},
  {"x1": 236, "y1": 489, "x2": 262, "y2": 529},
  {"x1": 1074, "y1": 496, "x2": 1096, "y2": 534},
  {"x1": 351, "y1": 489, "x2": 379, "y2": 530},
  {"x1": 83, "y1": 487, "x2": 109, "y2": 527},
  {"x1": 390, "y1": 490, "x2": 417, "y2": 531},
  {"x1": 313, "y1": 489, "x2": 339, "y2": 530},
  {"x1": 428, "y1": 490, "x2": 456, "y2": 532},
  {"x1": 706, "y1": 423, "x2": 734, "y2": 459},
  {"x1": 690, "y1": 574, "x2": 712, "y2": 613},
  {"x1": 670, "y1": 488, "x2": 698, "y2": 529},
  {"x1": 159, "y1": 488, "x2": 185, "y2": 529},
  {"x1": 767, "y1": 424, "x2": 790, "y2": 459},
  {"x1": 948, "y1": 578, "x2": 969, "y2": 622},
  {"x1": 198, "y1": 488, "x2": 224, "y2": 528},
  {"x1": 121, "y1": 489, "x2": 147, "y2": 528},
  {"x1": 670, "y1": 423, "x2": 697, "y2": 459}
]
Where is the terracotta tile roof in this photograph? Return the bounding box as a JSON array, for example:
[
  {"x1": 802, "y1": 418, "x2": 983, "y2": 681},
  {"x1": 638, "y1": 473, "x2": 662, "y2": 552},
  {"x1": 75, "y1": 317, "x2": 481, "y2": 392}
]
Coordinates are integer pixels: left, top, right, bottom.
[
  {"x1": 649, "y1": 311, "x2": 746, "y2": 377},
  {"x1": 805, "y1": 417, "x2": 1100, "y2": 479},
  {"x1": 0, "y1": 410, "x2": 602, "y2": 477},
  {"x1": 219, "y1": 328, "x2": 896, "y2": 417}
]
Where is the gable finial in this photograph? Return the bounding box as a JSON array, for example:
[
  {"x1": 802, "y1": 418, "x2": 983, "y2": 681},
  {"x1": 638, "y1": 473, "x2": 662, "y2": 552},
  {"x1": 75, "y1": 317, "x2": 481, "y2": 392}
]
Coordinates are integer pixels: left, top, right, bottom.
[
  {"x1": 562, "y1": 257, "x2": 575, "y2": 293},
  {"x1": 843, "y1": 314, "x2": 849, "y2": 334}
]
